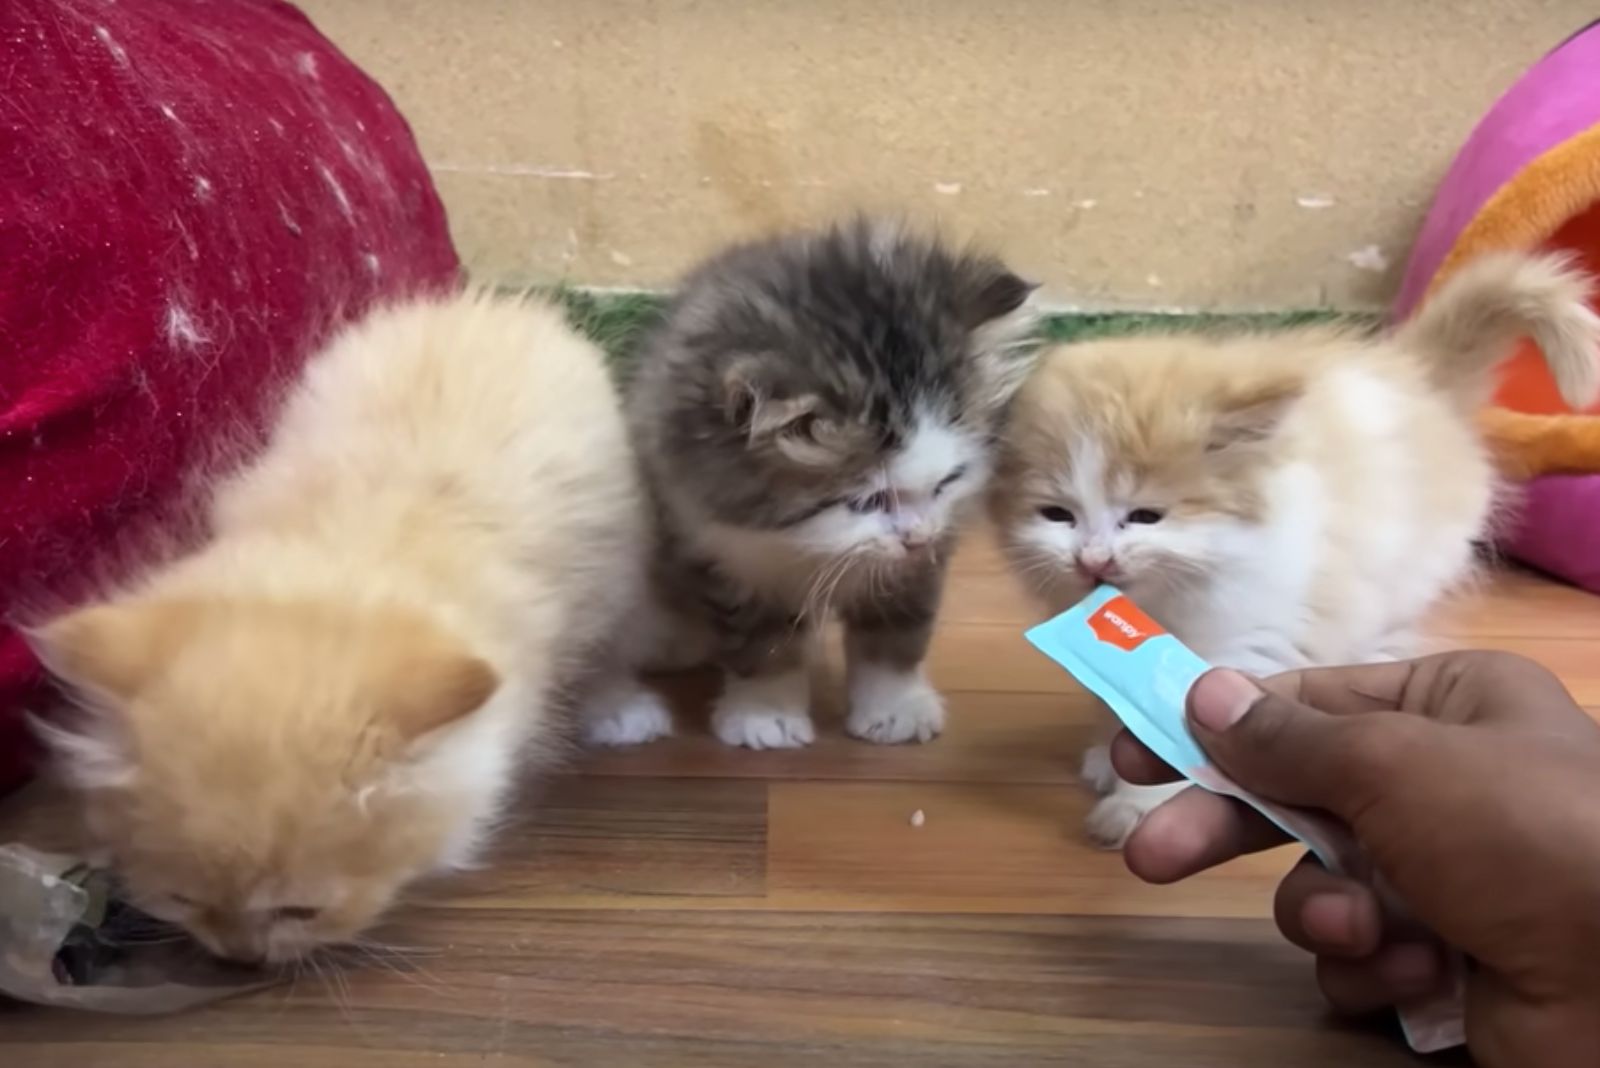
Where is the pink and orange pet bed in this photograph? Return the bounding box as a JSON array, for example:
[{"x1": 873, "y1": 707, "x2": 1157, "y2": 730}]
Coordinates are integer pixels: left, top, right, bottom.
[{"x1": 1395, "y1": 20, "x2": 1600, "y2": 593}]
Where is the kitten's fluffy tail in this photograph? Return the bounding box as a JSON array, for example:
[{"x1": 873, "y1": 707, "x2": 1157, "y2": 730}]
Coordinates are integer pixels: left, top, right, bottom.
[{"x1": 1396, "y1": 251, "x2": 1600, "y2": 411}]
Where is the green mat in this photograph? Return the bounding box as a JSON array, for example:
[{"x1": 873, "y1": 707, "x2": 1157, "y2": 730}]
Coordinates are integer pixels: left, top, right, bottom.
[{"x1": 553, "y1": 289, "x2": 1374, "y2": 363}]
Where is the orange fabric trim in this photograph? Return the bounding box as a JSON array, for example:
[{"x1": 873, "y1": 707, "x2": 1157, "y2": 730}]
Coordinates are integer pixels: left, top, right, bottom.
[
  {"x1": 1479, "y1": 407, "x2": 1600, "y2": 478},
  {"x1": 1426, "y1": 123, "x2": 1600, "y2": 297}
]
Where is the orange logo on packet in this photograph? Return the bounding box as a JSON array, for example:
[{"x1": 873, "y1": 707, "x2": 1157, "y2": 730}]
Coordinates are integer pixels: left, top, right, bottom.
[{"x1": 1087, "y1": 595, "x2": 1166, "y2": 651}]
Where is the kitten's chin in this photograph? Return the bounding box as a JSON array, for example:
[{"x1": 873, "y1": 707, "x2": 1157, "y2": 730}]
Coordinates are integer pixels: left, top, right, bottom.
[
  {"x1": 265, "y1": 925, "x2": 363, "y2": 965},
  {"x1": 873, "y1": 541, "x2": 931, "y2": 563},
  {"x1": 868, "y1": 532, "x2": 951, "y2": 563}
]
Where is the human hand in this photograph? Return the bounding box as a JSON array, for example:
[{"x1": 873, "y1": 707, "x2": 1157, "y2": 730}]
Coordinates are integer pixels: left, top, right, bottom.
[{"x1": 1113, "y1": 651, "x2": 1600, "y2": 1067}]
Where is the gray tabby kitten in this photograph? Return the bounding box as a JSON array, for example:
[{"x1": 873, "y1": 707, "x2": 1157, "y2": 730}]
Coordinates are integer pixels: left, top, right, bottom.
[{"x1": 589, "y1": 219, "x2": 1039, "y2": 750}]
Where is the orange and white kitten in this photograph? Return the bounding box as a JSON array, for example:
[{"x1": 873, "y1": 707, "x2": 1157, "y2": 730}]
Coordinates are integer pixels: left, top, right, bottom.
[
  {"x1": 30, "y1": 292, "x2": 645, "y2": 963},
  {"x1": 991, "y1": 253, "x2": 1600, "y2": 847}
]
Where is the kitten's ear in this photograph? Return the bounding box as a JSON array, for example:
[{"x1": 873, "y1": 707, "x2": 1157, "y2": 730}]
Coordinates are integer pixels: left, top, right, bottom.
[
  {"x1": 30, "y1": 600, "x2": 192, "y2": 704},
  {"x1": 960, "y1": 262, "x2": 1043, "y2": 409},
  {"x1": 374, "y1": 625, "x2": 500, "y2": 743},
  {"x1": 1208, "y1": 380, "x2": 1305, "y2": 451},
  {"x1": 961, "y1": 267, "x2": 1039, "y2": 330},
  {"x1": 721, "y1": 360, "x2": 818, "y2": 442}
]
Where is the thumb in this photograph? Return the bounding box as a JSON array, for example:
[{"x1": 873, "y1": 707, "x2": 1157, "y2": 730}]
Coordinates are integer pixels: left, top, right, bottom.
[{"x1": 1186, "y1": 668, "x2": 1419, "y2": 818}]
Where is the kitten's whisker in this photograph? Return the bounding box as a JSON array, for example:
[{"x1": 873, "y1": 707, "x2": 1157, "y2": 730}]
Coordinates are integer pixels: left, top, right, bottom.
[
  {"x1": 327, "y1": 954, "x2": 358, "y2": 1026},
  {"x1": 796, "y1": 552, "x2": 847, "y2": 626},
  {"x1": 871, "y1": 557, "x2": 890, "y2": 604},
  {"x1": 344, "y1": 944, "x2": 399, "y2": 979},
  {"x1": 352, "y1": 940, "x2": 444, "y2": 959},
  {"x1": 1012, "y1": 552, "x2": 1052, "y2": 576},
  {"x1": 374, "y1": 959, "x2": 449, "y2": 998},
  {"x1": 1011, "y1": 550, "x2": 1066, "y2": 593},
  {"x1": 347, "y1": 940, "x2": 451, "y2": 997},
  {"x1": 797, "y1": 559, "x2": 838, "y2": 625},
  {"x1": 819, "y1": 548, "x2": 864, "y2": 620},
  {"x1": 273, "y1": 959, "x2": 304, "y2": 1019},
  {"x1": 306, "y1": 952, "x2": 358, "y2": 1029},
  {"x1": 800, "y1": 548, "x2": 860, "y2": 627}
]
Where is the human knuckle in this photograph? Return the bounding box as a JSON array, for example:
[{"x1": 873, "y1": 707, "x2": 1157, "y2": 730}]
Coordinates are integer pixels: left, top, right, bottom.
[{"x1": 1458, "y1": 649, "x2": 1553, "y2": 688}]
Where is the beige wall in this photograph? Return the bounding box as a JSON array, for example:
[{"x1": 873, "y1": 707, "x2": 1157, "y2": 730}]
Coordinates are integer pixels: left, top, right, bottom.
[{"x1": 298, "y1": 1, "x2": 1595, "y2": 311}]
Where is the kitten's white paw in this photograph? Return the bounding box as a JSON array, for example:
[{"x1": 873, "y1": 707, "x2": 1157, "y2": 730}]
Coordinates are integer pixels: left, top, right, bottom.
[
  {"x1": 712, "y1": 704, "x2": 816, "y2": 749},
  {"x1": 1085, "y1": 781, "x2": 1186, "y2": 850},
  {"x1": 711, "y1": 670, "x2": 814, "y2": 750},
  {"x1": 1079, "y1": 744, "x2": 1118, "y2": 795},
  {"x1": 1085, "y1": 795, "x2": 1149, "y2": 849},
  {"x1": 846, "y1": 665, "x2": 945, "y2": 745},
  {"x1": 583, "y1": 688, "x2": 674, "y2": 747}
]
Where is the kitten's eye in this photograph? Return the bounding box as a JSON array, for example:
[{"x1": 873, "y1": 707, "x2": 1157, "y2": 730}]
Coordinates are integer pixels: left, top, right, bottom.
[
  {"x1": 167, "y1": 893, "x2": 198, "y2": 909},
  {"x1": 1125, "y1": 508, "x2": 1165, "y2": 526},
  {"x1": 1038, "y1": 505, "x2": 1076, "y2": 525},
  {"x1": 849, "y1": 491, "x2": 891, "y2": 514},
  {"x1": 933, "y1": 464, "x2": 968, "y2": 497},
  {"x1": 271, "y1": 906, "x2": 322, "y2": 922}
]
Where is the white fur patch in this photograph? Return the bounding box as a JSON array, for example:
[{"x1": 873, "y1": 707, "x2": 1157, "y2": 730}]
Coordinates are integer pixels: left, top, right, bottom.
[
  {"x1": 1066, "y1": 434, "x2": 1112, "y2": 522},
  {"x1": 405, "y1": 686, "x2": 528, "y2": 872},
  {"x1": 712, "y1": 669, "x2": 814, "y2": 749},
  {"x1": 845, "y1": 662, "x2": 945, "y2": 744},
  {"x1": 29, "y1": 715, "x2": 134, "y2": 790},
  {"x1": 889, "y1": 418, "x2": 977, "y2": 493},
  {"x1": 1329, "y1": 365, "x2": 1403, "y2": 439}
]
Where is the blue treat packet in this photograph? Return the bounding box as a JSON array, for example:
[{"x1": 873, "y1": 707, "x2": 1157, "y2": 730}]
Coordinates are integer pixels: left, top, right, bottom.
[{"x1": 1026, "y1": 585, "x2": 1465, "y2": 1054}]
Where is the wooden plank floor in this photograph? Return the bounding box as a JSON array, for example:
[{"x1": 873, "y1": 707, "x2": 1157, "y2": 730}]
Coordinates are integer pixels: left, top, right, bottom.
[{"x1": 6, "y1": 531, "x2": 1598, "y2": 1066}]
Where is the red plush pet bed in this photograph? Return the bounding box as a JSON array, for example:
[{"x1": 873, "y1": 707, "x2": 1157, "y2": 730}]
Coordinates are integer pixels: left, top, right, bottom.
[{"x1": 0, "y1": 0, "x2": 460, "y2": 794}]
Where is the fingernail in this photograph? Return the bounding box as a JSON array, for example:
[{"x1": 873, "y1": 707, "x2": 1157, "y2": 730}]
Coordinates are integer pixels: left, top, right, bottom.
[{"x1": 1189, "y1": 669, "x2": 1263, "y2": 732}]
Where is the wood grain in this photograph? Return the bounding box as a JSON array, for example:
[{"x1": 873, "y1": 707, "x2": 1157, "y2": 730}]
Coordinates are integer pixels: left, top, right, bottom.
[
  {"x1": 0, "y1": 530, "x2": 1579, "y2": 1065},
  {"x1": 1, "y1": 911, "x2": 1459, "y2": 1068},
  {"x1": 765, "y1": 782, "x2": 1297, "y2": 918}
]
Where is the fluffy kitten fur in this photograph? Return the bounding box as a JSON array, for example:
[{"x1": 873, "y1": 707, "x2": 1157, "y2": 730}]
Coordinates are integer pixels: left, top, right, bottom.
[
  {"x1": 31, "y1": 292, "x2": 645, "y2": 962},
  {"x1": 595, "y1": 219, "x2": 1039, "y2": 750},
  {"x1": 991, "y1": 252, "x2": 1600, "y2": 846}
]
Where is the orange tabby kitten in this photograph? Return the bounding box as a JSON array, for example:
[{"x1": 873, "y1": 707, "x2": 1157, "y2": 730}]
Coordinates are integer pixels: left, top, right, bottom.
[{"x1": 30, "y1": 292, "x2": 645, "y2": 962}]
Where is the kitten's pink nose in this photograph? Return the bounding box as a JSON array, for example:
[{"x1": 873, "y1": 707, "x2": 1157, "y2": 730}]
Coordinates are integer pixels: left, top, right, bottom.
[
  {"x1": 894, "y1": 514, "x2": 935, "y2": 550},
  {"x1": 1075, "y1": 552, "x2": 1117, "y2": 581}
]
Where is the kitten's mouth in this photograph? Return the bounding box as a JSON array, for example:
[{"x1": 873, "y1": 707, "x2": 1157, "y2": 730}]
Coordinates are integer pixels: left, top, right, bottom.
[{"x1": 1074, "y1": 563, "x2": 1124, "y2": 585}]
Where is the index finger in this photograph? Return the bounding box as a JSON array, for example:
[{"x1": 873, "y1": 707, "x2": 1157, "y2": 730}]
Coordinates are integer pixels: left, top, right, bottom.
[{"x1": 1260, "y1": 651, "x2": 1589, "y2": 732}]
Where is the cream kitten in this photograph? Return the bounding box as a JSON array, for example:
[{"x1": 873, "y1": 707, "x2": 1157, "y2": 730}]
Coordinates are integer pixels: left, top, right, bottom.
[
  {"x1": 30, "y1": 292, "x2": 645, "y2": 963},
  {"x1": 991, "y1": 253, "x2": 1600, "y2": 847}
]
